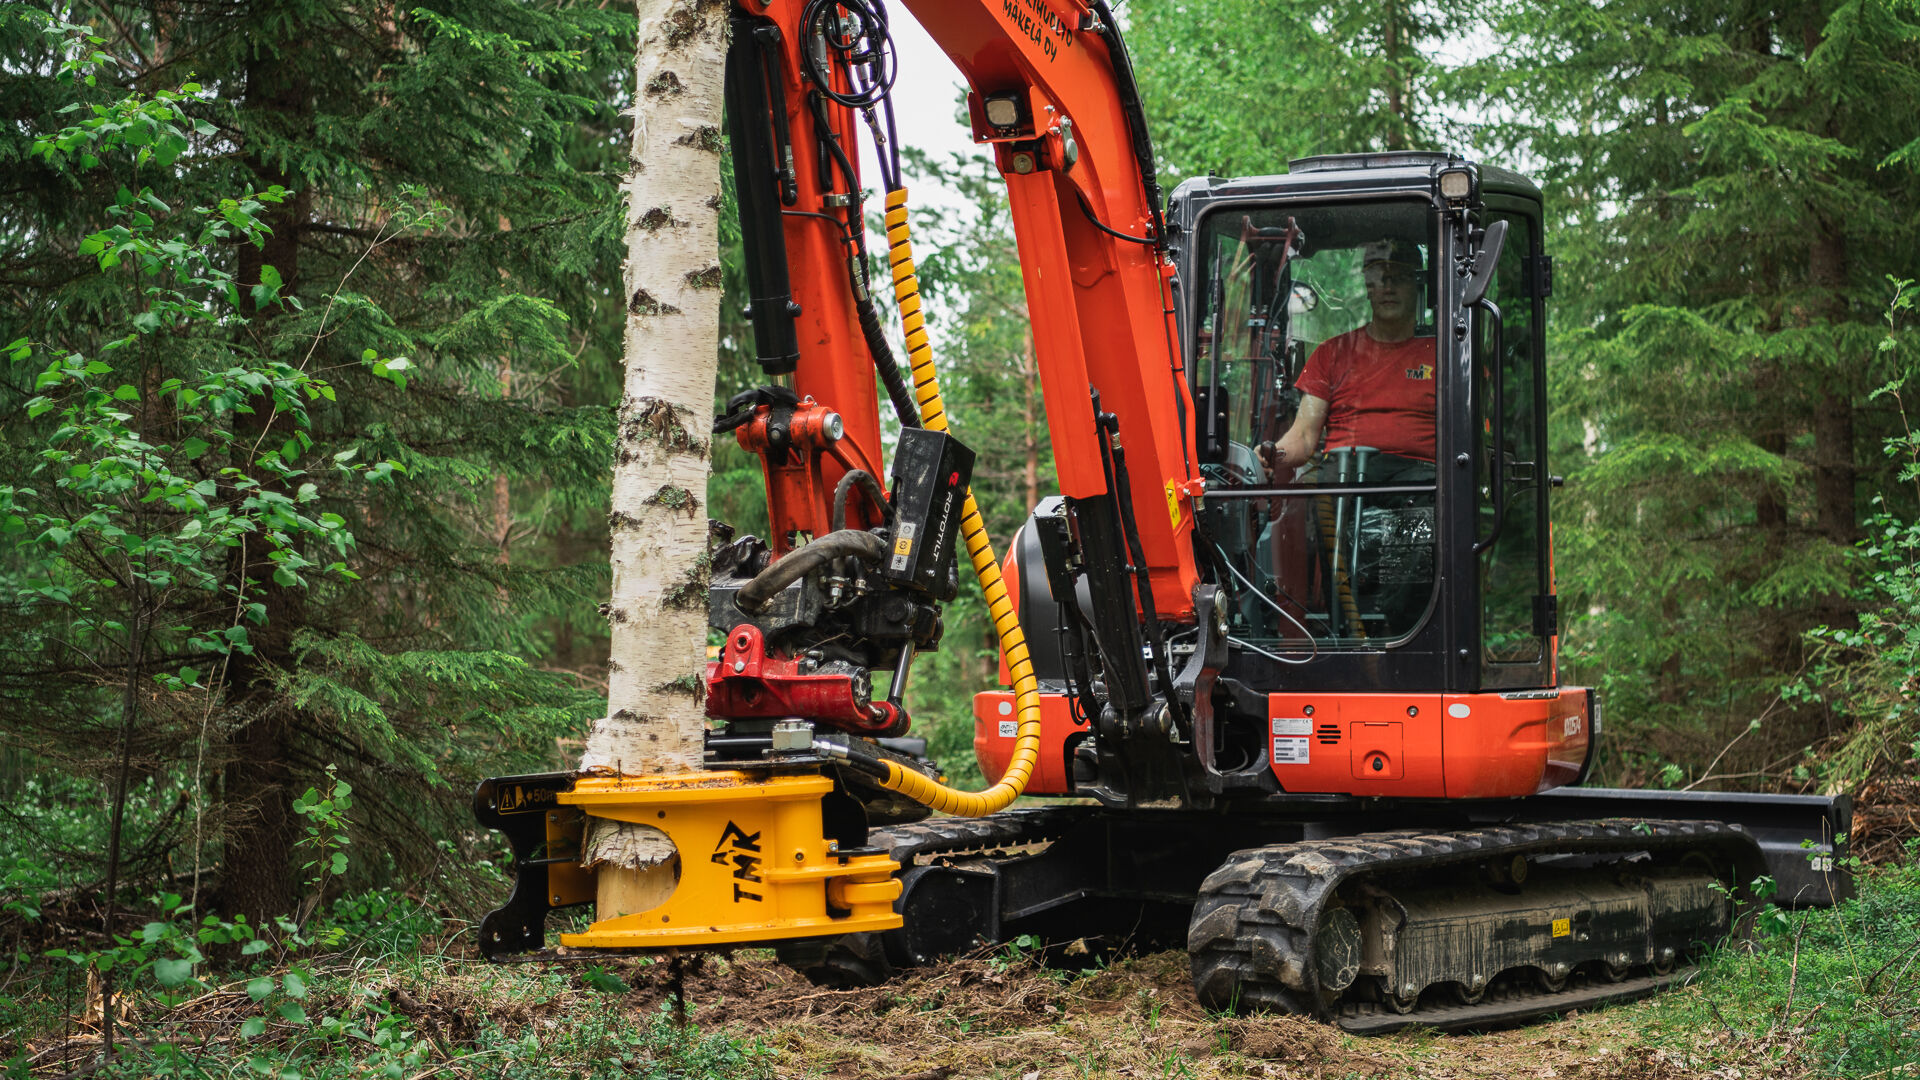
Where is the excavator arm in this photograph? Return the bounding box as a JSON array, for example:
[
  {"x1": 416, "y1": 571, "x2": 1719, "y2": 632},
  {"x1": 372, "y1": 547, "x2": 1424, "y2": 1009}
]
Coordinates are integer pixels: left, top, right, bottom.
[
  {"x1": 474, "y1": 0, "x2": 1207, "y2": 960},
  {"x1": 735, "y1": 0, "x2": 1199, "y2": 611}
]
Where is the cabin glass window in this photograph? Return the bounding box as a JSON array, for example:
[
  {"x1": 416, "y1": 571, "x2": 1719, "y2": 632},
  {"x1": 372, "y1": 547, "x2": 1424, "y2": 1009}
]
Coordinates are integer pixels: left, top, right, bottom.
[
  {"x1": 1476, "y1": 214, "x2": 1548, "y2": 667},
  {"x1": 1190, "y1": 201, "x2": 1439, "y2": 648}
]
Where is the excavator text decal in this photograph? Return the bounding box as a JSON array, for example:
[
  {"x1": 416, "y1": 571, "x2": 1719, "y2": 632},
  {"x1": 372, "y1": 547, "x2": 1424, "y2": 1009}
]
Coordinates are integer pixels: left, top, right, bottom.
[
  {"x1": 713, "y1": 821, "x2": 764, "y2": 903},
  {"x1": 998, "y1": 0, "x2": 1074, "y2": 61}
]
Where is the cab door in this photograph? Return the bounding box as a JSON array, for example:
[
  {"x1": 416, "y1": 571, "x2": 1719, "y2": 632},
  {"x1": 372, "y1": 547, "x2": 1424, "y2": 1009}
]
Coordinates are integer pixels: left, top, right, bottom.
[{"x1": 1474, "y1": 208, "x2": 1552, "y2": 689}]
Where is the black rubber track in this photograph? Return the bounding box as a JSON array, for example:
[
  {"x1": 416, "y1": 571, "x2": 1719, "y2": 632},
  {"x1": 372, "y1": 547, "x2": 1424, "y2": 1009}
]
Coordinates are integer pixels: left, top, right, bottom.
[
  {"x1": 776, "y1": 806, "x2": 1096, "y2": 984},
  {"x1": 1186, "y1": 819, "x2": 1765, "y2": 1031},
  {"x1": 869, "y1": 805, "x2": 1096, "y2": 866}
]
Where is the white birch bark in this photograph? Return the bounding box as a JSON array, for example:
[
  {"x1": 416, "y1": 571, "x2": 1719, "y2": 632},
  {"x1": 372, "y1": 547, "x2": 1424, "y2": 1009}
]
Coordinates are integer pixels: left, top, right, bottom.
[{"x1": 579, "y1": 0, "x2": 729, "y2": 893}]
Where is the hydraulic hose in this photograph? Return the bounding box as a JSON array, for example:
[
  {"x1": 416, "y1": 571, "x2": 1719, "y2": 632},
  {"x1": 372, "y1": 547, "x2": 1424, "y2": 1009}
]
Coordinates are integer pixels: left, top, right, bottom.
[
  {"x1": 737, "y1": 529, "x2": 889, "y2": 613},
  {"x1": 858, "y1": 297, "x2": 921, "y2": 430},
  {"x1": 831, "y1": 468, "x2": 892, "y2": 533},
  {"x1": 873, "y1": 187, "x2": 1045, "y2": 817}
]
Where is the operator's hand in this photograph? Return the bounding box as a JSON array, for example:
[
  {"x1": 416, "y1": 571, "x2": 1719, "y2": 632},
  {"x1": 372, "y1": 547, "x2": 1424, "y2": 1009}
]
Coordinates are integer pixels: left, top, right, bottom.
[
  {"x1": 1257, "y1": 440, "x2": 1287, "y2": 477},
  {"x1": 1263, "y1": 395, "x2": 1328, "y2": 483}
]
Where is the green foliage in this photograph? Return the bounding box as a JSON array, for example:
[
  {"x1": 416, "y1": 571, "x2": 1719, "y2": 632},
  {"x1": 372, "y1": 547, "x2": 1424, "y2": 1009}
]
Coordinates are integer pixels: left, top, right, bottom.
[
  {"x1": 1134, "y1": 0, "x2": 1469, "y2": 179},
  {"x1": 1454, "y1": 0, "x2": 1920, "y2": 784},
  {"x1": 293, "y1": 766, "x2": 355, "y2": 905},
  {"x1": 44, "y1": 890, "x2": 279, "y2": 1009},
  {"x1": 1642, "y1": 847, "x2": 1920, "y2": 1077},
  {"x1": 989, "y1": 932, "x2": 1047, "y2": 975},
  {"x1": 307, "y1": 888, "x2": 442, "y2": 956},
  {"x1": 0, "y1": 0, "x2": 632, "y2": 924},
  {"x1": 4, "y1": 39, "x2": 374, "y2": 669},
  {"x1": 580, "y1": 963, "x2": 631, "y2": 993},
  {"x1": 6, "y1": 942, "x2": 777, "y2": 1080},
  {"x1": 1790, "y1": 281, "x2": 1920, "y2": 792}
]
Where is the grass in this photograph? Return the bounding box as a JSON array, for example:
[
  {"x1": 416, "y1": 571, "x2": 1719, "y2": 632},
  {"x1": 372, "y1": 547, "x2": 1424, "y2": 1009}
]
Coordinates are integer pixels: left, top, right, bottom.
[
  {"x1": 6, "y1": 943, "x2": 781, "y2": 1079},
  {"x1": 1629, "y1": 847, "x2": 1920, "y2": 1078}
]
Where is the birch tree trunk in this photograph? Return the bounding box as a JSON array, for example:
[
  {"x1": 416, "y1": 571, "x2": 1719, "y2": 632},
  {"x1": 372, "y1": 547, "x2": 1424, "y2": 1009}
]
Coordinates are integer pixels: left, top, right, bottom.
[{"x1": 579, "y1": 0, "x2": 729, "y2": 907}]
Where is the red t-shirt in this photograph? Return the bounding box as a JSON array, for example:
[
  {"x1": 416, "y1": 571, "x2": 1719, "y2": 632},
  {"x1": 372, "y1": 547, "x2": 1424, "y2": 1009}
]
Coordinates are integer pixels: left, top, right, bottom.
[{"x1": 1294, "y1": 328, "x2": 1436, "y2": 462}]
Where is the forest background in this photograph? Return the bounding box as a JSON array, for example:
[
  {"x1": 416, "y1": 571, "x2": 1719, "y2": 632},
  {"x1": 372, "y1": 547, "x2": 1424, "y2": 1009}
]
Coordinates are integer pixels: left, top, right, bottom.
[{"x1": 1, "y1": 0, "x2": 1917, "y2": 1074}]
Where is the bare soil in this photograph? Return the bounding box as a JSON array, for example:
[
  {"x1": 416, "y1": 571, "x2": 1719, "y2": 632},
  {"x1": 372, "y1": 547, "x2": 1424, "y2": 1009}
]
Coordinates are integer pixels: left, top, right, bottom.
[
  {"x1": 585, "y1": 949, "x2": 1789, "y2": 1080},
  {"x1": 7, "y1": 940, "x2": 1831, "y2": 1079}
]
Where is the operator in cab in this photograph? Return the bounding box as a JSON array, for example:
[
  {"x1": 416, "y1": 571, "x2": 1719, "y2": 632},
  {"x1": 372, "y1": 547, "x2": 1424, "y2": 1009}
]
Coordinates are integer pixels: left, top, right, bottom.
[{"x1": 1257, "y1": 238, "x2": 1436, "y2": 485}]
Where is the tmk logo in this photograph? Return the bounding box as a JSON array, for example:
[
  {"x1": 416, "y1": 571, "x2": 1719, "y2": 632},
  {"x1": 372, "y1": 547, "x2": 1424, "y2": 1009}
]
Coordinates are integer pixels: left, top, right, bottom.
[{"x1": 713, "y1": 821, "x2": 763, "y2": 903}]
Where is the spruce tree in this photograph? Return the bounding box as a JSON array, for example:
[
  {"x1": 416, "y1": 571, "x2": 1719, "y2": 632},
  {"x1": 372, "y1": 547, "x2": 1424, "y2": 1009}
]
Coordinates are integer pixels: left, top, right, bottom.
[
  {"x1": 1, "y1": 2, "x2": 633, "y2": 923},
  {"x1": 1462, "y1": 0, "x2": 1920, "y2": 783},
  {"x1": 1133, "y1": 0, "x2": 1467, "y2": 179}
]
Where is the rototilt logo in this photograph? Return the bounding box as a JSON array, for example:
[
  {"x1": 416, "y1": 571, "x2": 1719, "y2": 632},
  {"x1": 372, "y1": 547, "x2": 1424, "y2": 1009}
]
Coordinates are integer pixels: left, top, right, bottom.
[{"x1": 930, "y1": 487, "x2": 958, "y2": 570}]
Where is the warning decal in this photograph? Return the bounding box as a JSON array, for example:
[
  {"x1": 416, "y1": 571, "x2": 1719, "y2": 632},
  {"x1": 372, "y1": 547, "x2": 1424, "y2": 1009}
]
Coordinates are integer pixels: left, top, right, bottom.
[
  {"x1": 890, "y1": 522, "x2": 916, "y2": 571},
  {"x1": 1551, "y1": 917, "x2": 1570, "y2": 938}
]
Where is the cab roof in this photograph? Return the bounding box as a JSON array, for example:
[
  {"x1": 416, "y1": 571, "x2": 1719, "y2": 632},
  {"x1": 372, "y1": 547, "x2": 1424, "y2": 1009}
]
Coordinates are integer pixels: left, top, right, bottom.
[{"x1": 1168, "y1": 151, "x2": 1543, "y2": 211}]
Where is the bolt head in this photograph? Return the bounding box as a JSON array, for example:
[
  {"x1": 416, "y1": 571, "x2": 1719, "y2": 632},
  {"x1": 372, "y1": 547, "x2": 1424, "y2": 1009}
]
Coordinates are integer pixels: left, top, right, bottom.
[{"x1": 733, "y1": 659, "x2": 746, "y2": 673}]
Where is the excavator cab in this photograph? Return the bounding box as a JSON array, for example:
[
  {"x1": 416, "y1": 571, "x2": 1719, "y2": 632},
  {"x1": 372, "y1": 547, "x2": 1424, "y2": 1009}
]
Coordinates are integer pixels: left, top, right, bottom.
[
  {"x1": 985, "y1": 153, "x2": 1577, "y2": 803},
  {"x1": 1176, "y1": 153, "x2": 1552, "y2": 691}
]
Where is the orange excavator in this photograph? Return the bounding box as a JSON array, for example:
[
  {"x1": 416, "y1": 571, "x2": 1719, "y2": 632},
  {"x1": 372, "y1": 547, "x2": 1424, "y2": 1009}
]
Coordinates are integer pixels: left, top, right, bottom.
[{"x1": 474, "y1": 0, "x2": 1853, "y2": 1031}]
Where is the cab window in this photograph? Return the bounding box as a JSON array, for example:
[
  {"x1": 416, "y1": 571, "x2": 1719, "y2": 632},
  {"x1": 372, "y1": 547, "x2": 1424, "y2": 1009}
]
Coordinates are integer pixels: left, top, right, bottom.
[{"x1": 1192, "y1": 202, "x2": 1439, "y2": 647}]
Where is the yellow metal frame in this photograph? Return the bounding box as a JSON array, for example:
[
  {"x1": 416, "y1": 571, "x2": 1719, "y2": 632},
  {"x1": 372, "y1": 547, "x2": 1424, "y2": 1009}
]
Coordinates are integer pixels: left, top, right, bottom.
[{"x1": 558, "y1": 771, "x2": 902, "y2": 948}]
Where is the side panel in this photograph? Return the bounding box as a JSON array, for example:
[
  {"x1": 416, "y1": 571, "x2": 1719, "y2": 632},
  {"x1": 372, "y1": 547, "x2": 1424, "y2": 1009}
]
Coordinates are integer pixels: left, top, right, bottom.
[
  {"x1": 1262, "y1": 690, "x2": 1591, "y2": 798},
  {"x1": 1441, "y1": 689, "x2": 1589, "y2": 798},
  {"x1": 1266, "y1": 691, "x2": 1444, "y2": 796},
  {"x1": 974, "y1": 690, "x2": 1081, "y2": 795}
]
